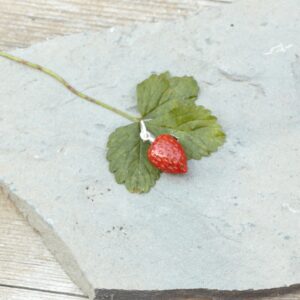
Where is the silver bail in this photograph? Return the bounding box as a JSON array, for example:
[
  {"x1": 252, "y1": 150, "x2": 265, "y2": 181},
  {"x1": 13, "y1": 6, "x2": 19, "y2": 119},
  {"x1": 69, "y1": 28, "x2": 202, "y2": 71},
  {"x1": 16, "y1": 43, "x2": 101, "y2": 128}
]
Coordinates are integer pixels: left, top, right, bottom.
[{"x1": 140, "y1": 120, "x2": 155, "y2": 142}]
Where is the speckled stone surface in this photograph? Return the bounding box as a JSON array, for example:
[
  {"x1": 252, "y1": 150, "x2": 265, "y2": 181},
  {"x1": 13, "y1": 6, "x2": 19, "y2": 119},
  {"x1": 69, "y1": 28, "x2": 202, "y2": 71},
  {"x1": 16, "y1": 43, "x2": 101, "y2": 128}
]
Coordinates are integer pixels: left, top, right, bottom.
[{"x1": 0, "y1": 0, "x2": 300, "y2": 299}]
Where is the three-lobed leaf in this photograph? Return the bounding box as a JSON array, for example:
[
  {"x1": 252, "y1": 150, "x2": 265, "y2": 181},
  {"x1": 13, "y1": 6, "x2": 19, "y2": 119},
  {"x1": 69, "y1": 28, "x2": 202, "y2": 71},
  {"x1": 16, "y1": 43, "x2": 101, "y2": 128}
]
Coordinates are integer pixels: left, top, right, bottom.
[{"x1": 107, "y1": 72, "x2": 225, "y2": 193}]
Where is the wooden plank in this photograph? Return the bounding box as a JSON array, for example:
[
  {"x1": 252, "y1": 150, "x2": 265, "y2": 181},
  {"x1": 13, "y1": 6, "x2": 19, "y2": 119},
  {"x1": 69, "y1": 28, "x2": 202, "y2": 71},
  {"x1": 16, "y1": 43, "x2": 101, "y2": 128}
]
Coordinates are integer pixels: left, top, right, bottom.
[
  {"x1": 0, "y1": 0, "x2": 232, "y2": 50},
  {"x1": 0, "y1": 190, "x2": 84, "y2": 296},
  {"x1": 0, "y1": 285, "x2": 86, "y2": 300}
]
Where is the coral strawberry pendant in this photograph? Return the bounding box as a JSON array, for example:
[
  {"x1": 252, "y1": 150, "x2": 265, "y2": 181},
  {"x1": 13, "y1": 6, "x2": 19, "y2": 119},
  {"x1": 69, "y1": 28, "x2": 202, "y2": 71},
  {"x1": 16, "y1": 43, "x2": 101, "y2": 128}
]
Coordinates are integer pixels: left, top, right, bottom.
[
  {"x1": 147, "y1": 134, "x2": 188, "y2": 174},
  {"x1": 139, "y1": 121, "x2": 188, "y2": 174}
]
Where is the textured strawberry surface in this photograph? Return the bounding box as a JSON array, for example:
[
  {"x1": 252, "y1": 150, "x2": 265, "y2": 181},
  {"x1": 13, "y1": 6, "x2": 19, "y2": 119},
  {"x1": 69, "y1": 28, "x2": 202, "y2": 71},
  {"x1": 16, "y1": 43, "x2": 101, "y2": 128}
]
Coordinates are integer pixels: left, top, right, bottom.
[{"x1": 147, "y1": 134, "x2": 187, "y2": 174}]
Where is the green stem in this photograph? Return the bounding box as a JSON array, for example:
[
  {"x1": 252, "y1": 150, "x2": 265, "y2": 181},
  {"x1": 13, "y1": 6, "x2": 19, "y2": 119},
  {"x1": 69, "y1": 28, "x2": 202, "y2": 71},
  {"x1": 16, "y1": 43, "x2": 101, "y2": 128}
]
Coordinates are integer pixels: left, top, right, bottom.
[{"x1": 0, "y1": 51, "x2": 140, "y2": 123}]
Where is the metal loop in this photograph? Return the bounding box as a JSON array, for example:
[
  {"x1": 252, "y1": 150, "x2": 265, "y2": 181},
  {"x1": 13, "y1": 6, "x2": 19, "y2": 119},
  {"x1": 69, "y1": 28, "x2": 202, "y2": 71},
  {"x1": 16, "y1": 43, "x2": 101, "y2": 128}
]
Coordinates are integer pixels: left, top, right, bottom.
[{"x1": 140, "y1": 120, "x2": 155, "y2": 142}]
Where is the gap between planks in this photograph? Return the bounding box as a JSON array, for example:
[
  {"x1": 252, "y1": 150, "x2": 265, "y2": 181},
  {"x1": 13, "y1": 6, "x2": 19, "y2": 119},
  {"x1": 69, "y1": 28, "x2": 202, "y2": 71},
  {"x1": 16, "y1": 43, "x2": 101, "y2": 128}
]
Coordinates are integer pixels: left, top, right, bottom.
[{"x1": 0, "y1": 285, "x2": 87, "y2": 300}]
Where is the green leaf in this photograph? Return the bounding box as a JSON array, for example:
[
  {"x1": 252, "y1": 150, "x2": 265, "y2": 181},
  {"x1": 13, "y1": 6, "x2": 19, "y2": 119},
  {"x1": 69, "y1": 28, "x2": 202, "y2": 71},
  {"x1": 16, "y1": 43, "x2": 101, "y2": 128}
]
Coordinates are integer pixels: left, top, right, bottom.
[
  {"x1": 107, "y1": 122, "x2": 160, "y2": 193},
  {"x1": 147, "y1": 103, "x2": 226, "y2": 160},
  {"x1": 136, "y1": 72, "x2": 169, "y2": 118},
  {"x1": 107, "y1": 73, "x2": 225, "y2": 193},
  {"x1": 137, "y1": 72, "x2": 199, "y2": 118}
]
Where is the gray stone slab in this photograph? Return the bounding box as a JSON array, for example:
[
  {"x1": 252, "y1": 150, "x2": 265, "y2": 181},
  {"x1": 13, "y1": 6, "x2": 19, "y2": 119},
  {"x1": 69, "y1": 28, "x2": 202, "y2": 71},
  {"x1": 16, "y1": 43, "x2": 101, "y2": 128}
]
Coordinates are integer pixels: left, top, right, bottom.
[{"x1": 0, "y1": 0, "x2": 300, "y2": 299}]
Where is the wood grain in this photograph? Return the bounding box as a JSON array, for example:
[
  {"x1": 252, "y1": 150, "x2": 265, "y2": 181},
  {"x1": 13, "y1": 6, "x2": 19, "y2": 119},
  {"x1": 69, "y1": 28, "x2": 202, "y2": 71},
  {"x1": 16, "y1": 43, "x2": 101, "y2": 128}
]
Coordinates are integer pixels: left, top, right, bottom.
[
  {"x1": 0, "y1": 0, "x2": 231, "y2": 51},
  {"x1": 0, "y1": 0, "x2": 300, "y2": 299},
  {"x1": 0, "y1": 285, "x2": 86, "y2": 300},
  {"x1": 0, "y1": 189, "x2": 85, "y2": 298}
]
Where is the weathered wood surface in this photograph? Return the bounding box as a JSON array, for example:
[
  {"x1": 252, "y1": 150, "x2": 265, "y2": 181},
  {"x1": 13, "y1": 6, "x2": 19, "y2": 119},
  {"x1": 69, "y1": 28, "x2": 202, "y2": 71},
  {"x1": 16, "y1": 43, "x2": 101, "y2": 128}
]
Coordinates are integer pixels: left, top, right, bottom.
[
  {"x1": 0, "y1": 189, "x2": 86, "y2": 298},
  {"x1": 0, "y1": 285, "x2": 86, "y2": 300},
  {"x1": 1, "y1": 0, "x2": 300, "y2": 299},
  {"x1": 0, "y1": 0, "x2": 232, "y2": 51}
]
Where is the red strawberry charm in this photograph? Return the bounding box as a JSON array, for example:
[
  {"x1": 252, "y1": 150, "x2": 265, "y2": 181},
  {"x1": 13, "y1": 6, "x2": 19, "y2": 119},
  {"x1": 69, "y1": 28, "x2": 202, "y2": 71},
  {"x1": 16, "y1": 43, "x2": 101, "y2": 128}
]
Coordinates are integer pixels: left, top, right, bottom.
[{"x1": 147, "y1": 134, "x2": 188, "y2": 174}]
